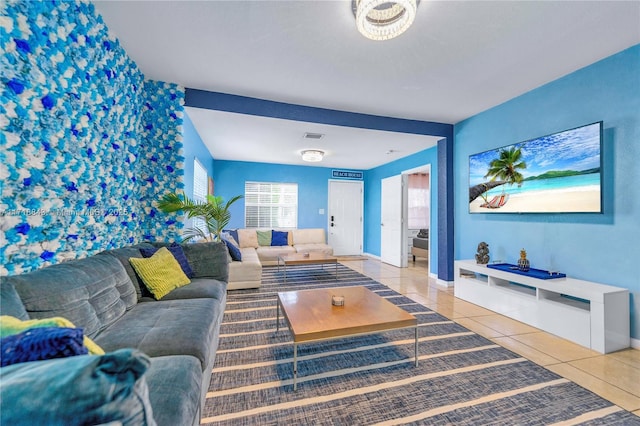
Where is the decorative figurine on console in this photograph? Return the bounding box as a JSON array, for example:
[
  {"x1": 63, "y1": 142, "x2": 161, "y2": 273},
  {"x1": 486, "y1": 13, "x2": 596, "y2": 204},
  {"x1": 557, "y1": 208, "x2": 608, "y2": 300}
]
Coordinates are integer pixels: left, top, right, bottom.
[
  {"x1": 475, "y1": 242, "x2": 490, "y2": 264},
  {"x1": 517, "y1": 248, "x2": 530, "y2": 272}
]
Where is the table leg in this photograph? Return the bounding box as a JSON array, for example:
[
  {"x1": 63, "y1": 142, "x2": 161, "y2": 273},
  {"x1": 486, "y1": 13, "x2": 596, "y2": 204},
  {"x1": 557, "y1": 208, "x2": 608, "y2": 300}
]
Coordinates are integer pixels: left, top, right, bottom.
[
  {"x1": 293, "y1": 343, "x2": 298, "y2": 391},
  {"x1": 335, "y1": 262, "x2": 338, "y2": 280},
  {"x1": 414, "y1": 326, "x2": 419, "y2": 366},
  {"x1": 276, "y1": 300, "x2": 280, "y2": 332}
]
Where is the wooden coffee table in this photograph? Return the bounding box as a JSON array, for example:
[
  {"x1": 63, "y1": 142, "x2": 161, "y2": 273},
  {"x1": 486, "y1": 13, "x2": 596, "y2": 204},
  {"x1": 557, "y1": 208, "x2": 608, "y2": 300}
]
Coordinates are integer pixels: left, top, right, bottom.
[
  {"x1": 276, "y1": 252, "x2": 338, "y2": 284},
  {"x1": 276, "y1": 286, "x2": 418, "y2": 390}
]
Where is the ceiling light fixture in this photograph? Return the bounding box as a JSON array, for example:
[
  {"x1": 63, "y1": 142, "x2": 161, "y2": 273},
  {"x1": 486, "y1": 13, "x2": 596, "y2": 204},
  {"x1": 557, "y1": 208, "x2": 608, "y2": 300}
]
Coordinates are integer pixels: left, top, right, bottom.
[
  {"x1": 353, "y1": 0, "x2": 418, "y2": 41},
  {"x1": 301, "y1": 150, "x2": 325, "y2": 162}
]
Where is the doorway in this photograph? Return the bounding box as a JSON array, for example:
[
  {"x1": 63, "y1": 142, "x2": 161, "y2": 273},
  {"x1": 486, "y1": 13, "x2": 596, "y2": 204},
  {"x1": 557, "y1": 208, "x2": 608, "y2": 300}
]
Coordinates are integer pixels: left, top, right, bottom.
[
  {"x1": 404, "y1": 165, "x2": 431, "y2": 276},
  {"x1": 328, "y1": 180, "x2": 363, "y2": 256},
  {"x1": 380, "y1": 174, "x2": 408, "y2": 267},
  {"x1": 379, "y1": 166, "x2": 431, "y2": 273}
]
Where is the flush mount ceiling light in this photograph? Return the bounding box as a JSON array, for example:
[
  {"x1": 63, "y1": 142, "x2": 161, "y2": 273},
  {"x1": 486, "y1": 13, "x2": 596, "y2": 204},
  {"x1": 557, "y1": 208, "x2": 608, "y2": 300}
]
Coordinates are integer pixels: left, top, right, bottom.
[
  {"x1": 301, "y1": 150, "x2": 325, "y2": 162},
  {"x1": 353, "y1": 0, "x2": 418, "y2": 41}
]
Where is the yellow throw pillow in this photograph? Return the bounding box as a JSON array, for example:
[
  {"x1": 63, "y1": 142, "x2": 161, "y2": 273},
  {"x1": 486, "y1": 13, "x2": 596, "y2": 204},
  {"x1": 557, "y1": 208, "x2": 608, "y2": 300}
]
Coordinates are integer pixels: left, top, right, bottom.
[
  {"x1": 129, "y1": 247, "x2": 191, "y2": 300},
  {"x1": 0, "y1": 315, "x2": 105, "y2": 355}
]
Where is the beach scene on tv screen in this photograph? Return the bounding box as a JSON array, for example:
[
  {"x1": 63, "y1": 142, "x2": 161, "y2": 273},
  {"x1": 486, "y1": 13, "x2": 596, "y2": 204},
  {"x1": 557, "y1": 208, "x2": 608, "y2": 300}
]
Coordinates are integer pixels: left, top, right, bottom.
[{"x1": 469, "y1": 123, "x2": 602, "y2": 213}]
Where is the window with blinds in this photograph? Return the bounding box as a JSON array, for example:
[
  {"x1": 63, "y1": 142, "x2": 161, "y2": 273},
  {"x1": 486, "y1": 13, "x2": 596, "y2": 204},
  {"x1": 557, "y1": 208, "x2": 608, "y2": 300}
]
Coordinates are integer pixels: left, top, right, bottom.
[
  {"x1": 193, "y1": 159, "x2": 208, "y2": 234},
  {"x1": 245, "y1": 182, "x2": 298, "y2": 229}
]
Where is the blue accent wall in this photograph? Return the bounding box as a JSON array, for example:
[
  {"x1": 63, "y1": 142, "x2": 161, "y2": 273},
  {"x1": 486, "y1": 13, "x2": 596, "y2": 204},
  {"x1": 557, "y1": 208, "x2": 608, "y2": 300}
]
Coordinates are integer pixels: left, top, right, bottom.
[
  {"x1": 454, "y1": 45, "x2": 640, "y2": 339},
  {"x1": 364, "y1": 146, "x2": 438, "y2": 273},
  {"x1": 212, "y1": 160, "x2": 344, "y2": 230},
  {"x1": 182, "y1": 112, "x2": 215, "y2": 198}
]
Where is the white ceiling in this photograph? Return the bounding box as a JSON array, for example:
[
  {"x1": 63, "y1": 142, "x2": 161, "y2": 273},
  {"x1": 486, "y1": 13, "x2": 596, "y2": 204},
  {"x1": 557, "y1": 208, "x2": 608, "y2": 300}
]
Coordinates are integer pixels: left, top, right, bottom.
[
  {"x1": 185, "y1": 106, "x2": 442, "y2": 169},
  {"x1": 95, "y1": 1, "x2": 640, "y2": 169}
]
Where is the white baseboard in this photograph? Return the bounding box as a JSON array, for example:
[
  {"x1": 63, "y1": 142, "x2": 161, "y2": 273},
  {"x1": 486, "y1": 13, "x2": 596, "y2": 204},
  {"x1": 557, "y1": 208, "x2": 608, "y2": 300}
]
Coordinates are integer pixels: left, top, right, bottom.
[
  {"x1": 363, "y1": 252, "x2": 379, "y2": 260},
  {"x1": 631, "y1": 337, "x2": 640, "y2": 350},
  {"x1": 436, "y1": 278, "x2": 454, "y2": 288}
]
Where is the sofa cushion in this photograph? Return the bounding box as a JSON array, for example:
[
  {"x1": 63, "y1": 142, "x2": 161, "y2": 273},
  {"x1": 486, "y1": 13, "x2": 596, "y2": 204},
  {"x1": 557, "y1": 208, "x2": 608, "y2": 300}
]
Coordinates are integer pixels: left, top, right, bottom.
[
  {"x1": 256, "y1": 245, "x2": 296, "y2": 263},
  {"x1": 0, "y1": 281, "x2": 29, "y2": 320},
  {"x1": 94, "y1": 298, "x2": 221, "y2": 372},
  {"x1": 139, "y1": 278, "x2": 227, "y2": 303},
  {"x1": 1, "y1": 327, "x2": 88, "y2": 367},
  {"x1": 256, "y1": 230, "x2": 272, "y2": 246},
  {"x1": 271, "y1": 230, "x2": 289, "y2": 246},
  {"x1": 129, "y1": 248, "x2": 191, "y2": 300},
  {"x1": 181, "y1": 242, "x2": 229, "y2": 282},
  {"x1": 228, "y1": 248, "x2": 262, "y2": 285},
  {"x1": 237, "y1": 229, "x2": 259, "y2": 248},
  {"x1": 145, "y1": 355, "x2": 202, "y2": 426},
  {"x1": 0, "y1": 348, "x2": 155, "y2": 426},
  {"x1": 98, "y1": 244, "x2": 157, "y2": 300},
  {"x1": 4, "y1": 255, "x2": 134, "y2": 339},
  {"x1": 140, "y1": 244, "x2": 195, "y2": 278}
]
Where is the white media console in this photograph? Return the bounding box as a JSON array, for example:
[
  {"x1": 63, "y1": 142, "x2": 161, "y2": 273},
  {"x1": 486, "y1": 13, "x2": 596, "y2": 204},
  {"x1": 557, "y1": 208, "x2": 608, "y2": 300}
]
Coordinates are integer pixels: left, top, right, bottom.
[{"x1": 454, "y1": 260, "x2": 630, "y2": 353}]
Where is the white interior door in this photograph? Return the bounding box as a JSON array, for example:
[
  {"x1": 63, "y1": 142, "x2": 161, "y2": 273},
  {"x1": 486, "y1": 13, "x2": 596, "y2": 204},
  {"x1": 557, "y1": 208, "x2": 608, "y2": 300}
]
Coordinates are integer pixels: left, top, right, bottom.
[
  {"x1": 381, "y1": 175, "x2": 407, "y2": 267},
  {"x1": 328, "y1": 180, "x2": 363, "y2": 256}
]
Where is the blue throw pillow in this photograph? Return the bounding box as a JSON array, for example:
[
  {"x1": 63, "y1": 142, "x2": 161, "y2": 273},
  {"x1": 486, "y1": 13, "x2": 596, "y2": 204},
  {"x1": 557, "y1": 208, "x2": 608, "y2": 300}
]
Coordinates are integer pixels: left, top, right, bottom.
[
  {"x1": 223, "y1": 229, "x2": 239, "y2": 245},
  {"x1": 1, "y1": 327, "x2": 88, "y2": 367},
  {"x1": 222, "y1": 238, "x2": 242, "y2": 261},
  {"x1": 271, "y1": 230, "x2": 289, "y2": 246},
  {"x1": 140, "y1": 244, "x2": 195, "y2": 278},
  {"x1": 0, "y1": 348, "x2": 155, "y2": 425}
]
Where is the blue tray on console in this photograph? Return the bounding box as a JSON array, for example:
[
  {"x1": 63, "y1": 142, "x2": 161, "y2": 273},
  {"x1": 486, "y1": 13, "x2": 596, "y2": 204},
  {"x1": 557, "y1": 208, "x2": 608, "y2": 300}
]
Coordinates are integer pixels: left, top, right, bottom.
[{"x1": 487, "y1": 263, "x2": 566, "y2": 280}]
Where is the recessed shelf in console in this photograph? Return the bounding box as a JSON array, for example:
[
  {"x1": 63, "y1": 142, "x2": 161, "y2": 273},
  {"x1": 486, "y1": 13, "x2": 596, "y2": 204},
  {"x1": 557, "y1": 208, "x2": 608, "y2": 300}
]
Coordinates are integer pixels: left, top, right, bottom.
[
  {"x1": 490, "y1": 277, "x2": 536, "y2": 297},
  {"x1": 459, "y1": 268, "x2": 488, "y2": 284},
  {"x1": 538, "y1": 289, "x2": 590, "y2": 311}
]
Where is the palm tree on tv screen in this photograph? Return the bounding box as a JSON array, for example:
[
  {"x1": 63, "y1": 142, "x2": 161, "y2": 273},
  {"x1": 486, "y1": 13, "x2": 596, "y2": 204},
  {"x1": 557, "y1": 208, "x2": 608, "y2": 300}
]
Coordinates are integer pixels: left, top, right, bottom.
[{"x1": 484, "y1": 146, "x2": 527, "y2": 190}]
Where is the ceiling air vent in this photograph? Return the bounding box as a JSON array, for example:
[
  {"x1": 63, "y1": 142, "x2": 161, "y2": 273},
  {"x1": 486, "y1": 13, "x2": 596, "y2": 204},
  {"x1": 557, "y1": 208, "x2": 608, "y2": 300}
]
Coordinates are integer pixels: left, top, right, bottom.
[{"x1": 303, "y1": 132, "x2": 325, "y2": 140}]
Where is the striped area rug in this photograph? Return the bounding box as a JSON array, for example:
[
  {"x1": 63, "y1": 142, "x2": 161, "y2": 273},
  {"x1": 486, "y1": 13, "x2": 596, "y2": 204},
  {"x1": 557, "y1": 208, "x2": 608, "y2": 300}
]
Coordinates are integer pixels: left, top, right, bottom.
[{"x1": 202, "y1": 264, "x2": 638, "y2": 425}]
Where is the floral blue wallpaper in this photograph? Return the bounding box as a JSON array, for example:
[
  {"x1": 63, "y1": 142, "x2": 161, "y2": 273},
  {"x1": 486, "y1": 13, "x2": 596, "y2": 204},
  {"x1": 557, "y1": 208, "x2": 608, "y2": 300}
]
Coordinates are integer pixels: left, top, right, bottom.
[
  {"x1": 1, "y1": 0, "x2": 184, "y2": 275},
  {"x1": 138, "y1": 80, "x2": 185, "y2": 242}
]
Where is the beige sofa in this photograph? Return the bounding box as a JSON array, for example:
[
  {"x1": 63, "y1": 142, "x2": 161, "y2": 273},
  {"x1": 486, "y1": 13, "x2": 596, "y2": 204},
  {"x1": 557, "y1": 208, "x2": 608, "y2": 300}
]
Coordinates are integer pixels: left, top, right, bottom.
[{"x1": 226, "y1": 228, "x2": 333, "y2": 290}]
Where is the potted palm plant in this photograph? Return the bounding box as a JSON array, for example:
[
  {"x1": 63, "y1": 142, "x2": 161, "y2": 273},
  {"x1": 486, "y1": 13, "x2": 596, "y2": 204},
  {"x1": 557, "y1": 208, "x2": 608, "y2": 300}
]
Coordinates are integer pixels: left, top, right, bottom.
[{"x1": 157, "y1": 191, "x2": 243, "y2": 242}]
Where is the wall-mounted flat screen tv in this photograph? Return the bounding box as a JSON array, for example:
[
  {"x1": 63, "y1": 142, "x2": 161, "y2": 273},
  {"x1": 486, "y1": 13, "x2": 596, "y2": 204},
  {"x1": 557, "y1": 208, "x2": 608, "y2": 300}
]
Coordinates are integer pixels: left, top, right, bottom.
[{"x1": 469, "y1": 121, "x2": 603, "y2": 214}]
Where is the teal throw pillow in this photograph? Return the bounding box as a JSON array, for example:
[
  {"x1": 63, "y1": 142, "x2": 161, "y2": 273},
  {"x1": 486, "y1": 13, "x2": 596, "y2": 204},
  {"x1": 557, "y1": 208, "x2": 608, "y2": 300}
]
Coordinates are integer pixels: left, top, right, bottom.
[
  {"x1": 0, "y1": 348, "x2": 156, "y2": 426},
  {"x1": 256, "y1": 230, "x2": 272, "y2": 246}
]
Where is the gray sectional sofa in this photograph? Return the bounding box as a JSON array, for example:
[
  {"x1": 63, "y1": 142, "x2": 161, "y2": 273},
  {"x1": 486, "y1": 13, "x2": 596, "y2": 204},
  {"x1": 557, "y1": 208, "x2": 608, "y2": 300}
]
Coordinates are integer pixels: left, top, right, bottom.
[{"x1": 0, "y1": 241, "x2": 228, "y2": 426}]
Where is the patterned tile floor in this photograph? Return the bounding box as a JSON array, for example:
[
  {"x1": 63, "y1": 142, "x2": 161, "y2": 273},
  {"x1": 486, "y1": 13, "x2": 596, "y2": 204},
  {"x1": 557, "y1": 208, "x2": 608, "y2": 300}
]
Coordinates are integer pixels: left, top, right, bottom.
[{"x1": 340, "y1": 257, "x2": 640, "y2": 417}]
